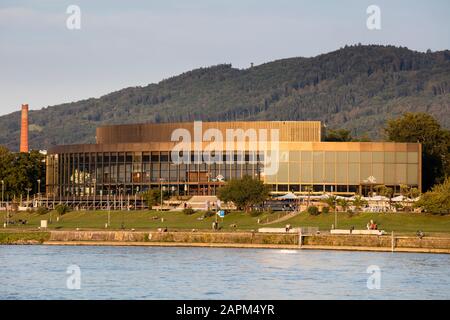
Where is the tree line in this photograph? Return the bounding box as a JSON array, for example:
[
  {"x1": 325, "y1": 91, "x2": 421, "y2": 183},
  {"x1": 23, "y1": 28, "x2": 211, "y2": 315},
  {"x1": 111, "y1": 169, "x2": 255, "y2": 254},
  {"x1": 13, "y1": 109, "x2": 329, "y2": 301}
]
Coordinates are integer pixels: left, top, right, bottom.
[{"x1": 0, "y1": 146, "x2": 45, "y2": 201}]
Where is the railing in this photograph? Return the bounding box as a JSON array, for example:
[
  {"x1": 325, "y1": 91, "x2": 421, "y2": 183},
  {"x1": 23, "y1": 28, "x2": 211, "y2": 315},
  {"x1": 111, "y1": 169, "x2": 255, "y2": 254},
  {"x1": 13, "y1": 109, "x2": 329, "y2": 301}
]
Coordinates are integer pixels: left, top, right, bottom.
[{"x1": 299, "y1": 227, "x2": 319, "y2": 235}]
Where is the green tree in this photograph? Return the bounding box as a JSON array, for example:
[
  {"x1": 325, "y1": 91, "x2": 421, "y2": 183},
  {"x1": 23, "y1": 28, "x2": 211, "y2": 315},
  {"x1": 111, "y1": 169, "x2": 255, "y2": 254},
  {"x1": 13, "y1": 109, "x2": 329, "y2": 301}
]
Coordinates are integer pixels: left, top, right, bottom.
[
  {"x1": 217, "y1": 175, "x2": 269, "y2": 212},
  {"x1": 143, "y1": 189, "x2": 169, "y2": 209},
  {"x1": 307, "y1": 205, "x2": 320, "y2": 216},
  {"x1": 415, "y1": 178, "x2": 450, "y2": 214},
  {"x1": 385, "y1": 112, "x2": 450, "y2": 191},
  {"x1": 352, "y1": 195, "x2": 368, "y2": 212},
  {"x1": 0, "y1": 147, "x2": 45, "y2": 200},
  {"x1": 321, "y1": 195, "x2": 337, "y2": 211},
  {"x1": 374, "y1": 185, "x2": 393, "y2": 199},
  {"x1": 55, "y1": 204, "x2": 70, "y2": 216},
  {"x1": 400, "y1": 184, "x2": 421, "y2": 199},
  {"x1": 324, "y1": 129, "x2": 353, "y2": 142},
  {"x1": 337, "y1": 198, "x2": 351, "y2": 212}
]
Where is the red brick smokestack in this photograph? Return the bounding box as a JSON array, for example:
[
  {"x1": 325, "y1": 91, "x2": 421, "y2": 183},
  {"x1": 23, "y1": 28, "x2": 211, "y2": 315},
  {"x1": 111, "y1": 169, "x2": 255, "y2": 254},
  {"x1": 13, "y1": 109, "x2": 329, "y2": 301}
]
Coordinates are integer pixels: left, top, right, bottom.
[{"x1": 20, "y1": 104, "x2": 29, "y2": 153}]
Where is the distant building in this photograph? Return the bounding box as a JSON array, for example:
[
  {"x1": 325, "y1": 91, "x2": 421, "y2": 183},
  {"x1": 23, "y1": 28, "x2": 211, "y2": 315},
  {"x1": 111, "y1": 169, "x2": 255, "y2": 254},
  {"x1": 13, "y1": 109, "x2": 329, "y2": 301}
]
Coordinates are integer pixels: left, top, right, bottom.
[{"x1": 46, "y1": 121, "x2": 421, "y2": 197}]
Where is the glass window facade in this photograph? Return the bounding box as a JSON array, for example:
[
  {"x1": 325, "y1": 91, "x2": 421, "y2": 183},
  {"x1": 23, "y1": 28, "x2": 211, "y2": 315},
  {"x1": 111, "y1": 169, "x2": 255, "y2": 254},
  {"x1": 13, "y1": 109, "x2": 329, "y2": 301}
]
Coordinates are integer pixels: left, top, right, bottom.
[
  {"x1": 260, "y1": 149, "x2": 420, "y2": 194},
  {"x1": 46, "y1": 151, "x2": 264, "y2": 197}
]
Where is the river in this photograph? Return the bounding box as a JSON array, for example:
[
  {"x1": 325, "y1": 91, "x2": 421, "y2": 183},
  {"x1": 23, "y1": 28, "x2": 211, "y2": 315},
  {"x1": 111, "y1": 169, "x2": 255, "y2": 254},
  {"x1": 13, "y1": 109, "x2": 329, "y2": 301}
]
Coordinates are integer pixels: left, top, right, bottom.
[{"x1": 1, "y1": 245, "x2": 449, "y2": 299}]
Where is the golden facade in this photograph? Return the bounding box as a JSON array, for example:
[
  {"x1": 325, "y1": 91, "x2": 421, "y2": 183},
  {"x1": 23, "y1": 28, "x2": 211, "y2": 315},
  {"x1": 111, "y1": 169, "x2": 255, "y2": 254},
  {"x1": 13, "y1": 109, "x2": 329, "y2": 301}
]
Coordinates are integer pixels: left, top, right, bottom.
[{"x1": 46, "y1": 121, "x2": 421, "y2": 197}]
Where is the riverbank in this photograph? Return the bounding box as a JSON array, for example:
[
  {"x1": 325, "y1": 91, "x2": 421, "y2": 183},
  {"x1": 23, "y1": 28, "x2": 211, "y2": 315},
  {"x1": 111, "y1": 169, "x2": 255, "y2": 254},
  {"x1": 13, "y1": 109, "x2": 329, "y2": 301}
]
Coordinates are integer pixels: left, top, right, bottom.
[{"x1": 2, "y1": 230, "x2": 450, "y2": 254}]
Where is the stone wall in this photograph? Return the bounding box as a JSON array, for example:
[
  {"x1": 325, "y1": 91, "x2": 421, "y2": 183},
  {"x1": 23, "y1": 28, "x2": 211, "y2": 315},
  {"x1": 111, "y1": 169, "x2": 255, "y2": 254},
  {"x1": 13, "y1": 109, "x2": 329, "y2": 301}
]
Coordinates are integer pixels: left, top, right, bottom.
[
  {"x1": 303, "y1": 235, "x2": 392, "y2": 247},
  {"x1": 47, "y1": 231, "x2": 450, "y2": 251},
  {"x1": 49, "y1": 230, "x2": 297, "y2": 245}
]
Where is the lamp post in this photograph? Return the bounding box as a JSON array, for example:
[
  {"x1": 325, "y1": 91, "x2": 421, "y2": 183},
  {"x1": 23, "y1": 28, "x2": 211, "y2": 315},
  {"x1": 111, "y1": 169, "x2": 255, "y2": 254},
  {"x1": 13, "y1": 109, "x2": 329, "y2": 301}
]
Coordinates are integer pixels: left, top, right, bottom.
[
  {"x1": 1, "y1": 180, "x2": 5, "y2": 227},
  {"x1": 1, "y1": 180, "x2": 4, "y2": 209},
  {"x1": 159, "y1": 178, "x2": 165, "y2": 211},
  {"x1": 118, "y1": 185, "x2": 123, "y2": 211},
  {"x1": 334, "y1": 197, "x2": 338, "y2": 229},
  {"x1": 37, "y1": 179, "x2": 41, "y2": 207},
  {"x1": 26, "y1": 188, "x2": 31, "y2": 208},
  {"x1": 92, "y1": 178, "x2": 96, "y2": 210},
  {"x1": 331, "y1": 186, "x2": 337, "y2": 229},
  {"x1": 107, "y1": 193, "x2": 111, "y2": 228}
]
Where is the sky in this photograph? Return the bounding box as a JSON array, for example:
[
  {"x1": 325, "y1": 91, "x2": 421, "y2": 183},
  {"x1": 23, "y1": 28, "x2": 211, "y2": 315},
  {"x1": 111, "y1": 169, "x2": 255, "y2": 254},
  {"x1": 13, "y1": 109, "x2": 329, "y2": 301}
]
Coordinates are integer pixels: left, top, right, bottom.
[{"x1": 1, "y1": 0, "x2": 450, "y2": 116}]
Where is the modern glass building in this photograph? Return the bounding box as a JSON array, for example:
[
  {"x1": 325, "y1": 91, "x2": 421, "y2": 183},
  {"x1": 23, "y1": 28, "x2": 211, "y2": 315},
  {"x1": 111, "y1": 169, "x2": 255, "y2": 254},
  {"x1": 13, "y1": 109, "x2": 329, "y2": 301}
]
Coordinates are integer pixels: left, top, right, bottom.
[{"x1": 46, "y1": 121, "x2": 421, "y2": 198}]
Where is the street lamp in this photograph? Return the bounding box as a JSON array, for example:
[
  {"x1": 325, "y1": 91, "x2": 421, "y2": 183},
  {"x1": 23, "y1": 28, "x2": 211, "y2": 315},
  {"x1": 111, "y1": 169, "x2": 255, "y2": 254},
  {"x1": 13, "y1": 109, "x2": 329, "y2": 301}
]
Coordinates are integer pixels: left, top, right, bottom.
[
  {"x1": 161, "y1": 185, "x2": 167, "y2": 211},
  {"x1": 117, "y1": 184, "x2": 123, "y2": 211},
  {"x1": 334, "y1": 197, "x2": 338, "y2": 229},
  {"x1": 37, "y1": 179, "x2": 41, "y2": 207},
  {"x1": 107, "y1": 193, "x2": 111, "y2": 228},
  {"x1": 331, "y1": 186, "x2": 337, "y2": 229},
  {"x1": 92, "y1": 178, "x2": 97, "y2": 210},
  {"x1": 1, "y1": 180, "x2": 4, "y2": 209},
  {"x1": 159, "y1": 178, "x2": 165, "y2": 211},
  {"x1": 26, "y1": 188, "x2": 32, "y2": 208},
  {"x1": 1, "y1": 180, "x2": 5, "y2": 227}
]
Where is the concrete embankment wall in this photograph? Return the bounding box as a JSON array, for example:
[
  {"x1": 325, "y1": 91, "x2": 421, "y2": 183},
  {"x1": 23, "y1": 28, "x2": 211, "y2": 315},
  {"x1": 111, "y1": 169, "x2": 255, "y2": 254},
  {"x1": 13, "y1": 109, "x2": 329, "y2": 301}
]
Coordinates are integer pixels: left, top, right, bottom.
[
  {"x1": 44, "y1": 230, "x2": 450, "y2": 253},
  {"x1": 48, "y1": 230, "x2": 297, "y2": 245},
  {"x1": 302, "y1": 234, "x2": 450, "y2": 251}
]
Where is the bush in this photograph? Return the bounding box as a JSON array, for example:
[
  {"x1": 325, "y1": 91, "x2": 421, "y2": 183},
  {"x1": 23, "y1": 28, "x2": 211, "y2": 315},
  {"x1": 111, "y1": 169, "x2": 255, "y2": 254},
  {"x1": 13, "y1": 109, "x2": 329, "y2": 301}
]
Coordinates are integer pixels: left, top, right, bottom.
[
  {"x1": 55, "y1": 204, "x2": 70, "y2": 216},
  {"x1": 182, "y1": 208, "x2": 196, "y2": 215},
  {"x1": 322, "y1": 207, "x2": 330, "y2": 214},
  {"x1": 143, "y1": 189, "x2": 170, "y2": 209},
  {"x1": 307, "y1": 206, "x2": 320, "y2": 216},
  {"x1": 203, "y1": 210, "x2": 215, "y2": 218},
  {"x1": 36, "y1": 207, "x2": 49, "y2": 215}
]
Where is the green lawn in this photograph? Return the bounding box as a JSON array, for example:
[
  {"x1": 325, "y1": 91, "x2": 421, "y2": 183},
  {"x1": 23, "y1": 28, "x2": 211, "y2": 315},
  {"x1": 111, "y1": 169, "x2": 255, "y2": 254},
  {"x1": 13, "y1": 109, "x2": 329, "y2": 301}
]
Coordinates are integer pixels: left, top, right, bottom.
[
  {"x1": 6, "y1": 210, "x2": 267, "y2": 232},
  {"x1": 4, "y1": 210, "x2": 450, "y2": 236}
]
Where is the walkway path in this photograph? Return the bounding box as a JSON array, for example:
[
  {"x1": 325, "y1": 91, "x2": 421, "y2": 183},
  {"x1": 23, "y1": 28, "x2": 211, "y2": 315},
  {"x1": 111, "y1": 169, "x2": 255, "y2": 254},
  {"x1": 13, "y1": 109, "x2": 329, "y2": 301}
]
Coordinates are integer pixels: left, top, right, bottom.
[{"x1": 262, "y1": 211, "x2": 301, "y2": 225}]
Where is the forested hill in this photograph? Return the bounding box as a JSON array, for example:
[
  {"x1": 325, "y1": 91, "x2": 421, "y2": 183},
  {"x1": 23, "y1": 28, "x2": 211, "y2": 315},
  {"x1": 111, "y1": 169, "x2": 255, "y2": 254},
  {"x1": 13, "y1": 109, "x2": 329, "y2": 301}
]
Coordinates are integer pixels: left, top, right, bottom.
[{"x1": 1, "y1": 44, "x2": 449, "y2": 151}]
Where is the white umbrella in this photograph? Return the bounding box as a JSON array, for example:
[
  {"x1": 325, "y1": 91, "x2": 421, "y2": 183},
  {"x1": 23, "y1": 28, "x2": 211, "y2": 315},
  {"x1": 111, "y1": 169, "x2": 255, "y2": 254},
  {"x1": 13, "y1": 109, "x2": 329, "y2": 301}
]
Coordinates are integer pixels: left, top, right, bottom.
[
  {"x1": 367, "y1": 195, "x2": 390, "y2": 201},
  {"x1": 336, "y1": 195, "x2": 352, "y2": 200},
  {"x1": 274, "y1": 192, "x2": 298, "y2": 200},
  {"x1": 391, "y1": 195, "x2": 406, "y2": 202}
]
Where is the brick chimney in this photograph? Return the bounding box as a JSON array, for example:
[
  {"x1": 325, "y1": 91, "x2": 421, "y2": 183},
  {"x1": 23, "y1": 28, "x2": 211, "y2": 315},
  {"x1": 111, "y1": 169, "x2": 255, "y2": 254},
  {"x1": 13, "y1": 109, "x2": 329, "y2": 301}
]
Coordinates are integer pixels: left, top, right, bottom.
[{"x1": 20, "y1": 104, "x2": 29, "y2": 153}]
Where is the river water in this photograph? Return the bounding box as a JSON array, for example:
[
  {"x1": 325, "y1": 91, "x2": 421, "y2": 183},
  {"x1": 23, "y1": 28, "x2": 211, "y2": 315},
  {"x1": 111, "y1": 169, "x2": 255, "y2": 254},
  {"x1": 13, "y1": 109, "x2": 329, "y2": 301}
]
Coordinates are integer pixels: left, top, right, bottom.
[{"x1": 1, "y1": 245, "x2": 449, "y2": 300}]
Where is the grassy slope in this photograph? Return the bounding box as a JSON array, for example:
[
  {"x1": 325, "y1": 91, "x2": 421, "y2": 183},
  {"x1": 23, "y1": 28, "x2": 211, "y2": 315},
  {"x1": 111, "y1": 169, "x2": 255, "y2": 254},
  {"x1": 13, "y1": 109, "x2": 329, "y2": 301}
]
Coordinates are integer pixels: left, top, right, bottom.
[
  {"x1": 7, "y1": 210, "x2": 266, "y2": 231},
  {"x1": 4, "y1": 210, "x2": 450, "y2": 236}
]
